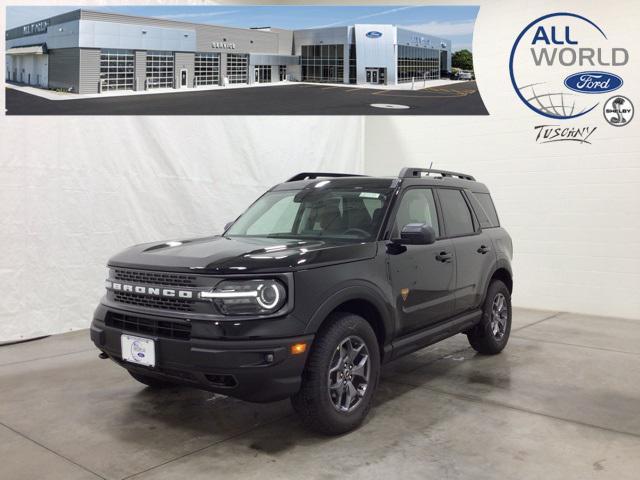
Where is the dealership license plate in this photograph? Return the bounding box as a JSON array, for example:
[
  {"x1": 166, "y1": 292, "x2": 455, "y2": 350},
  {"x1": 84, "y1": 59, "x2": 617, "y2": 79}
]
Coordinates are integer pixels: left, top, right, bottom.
[{"x1": 121, "y1": 334, "x2": 156, "y2": 368}]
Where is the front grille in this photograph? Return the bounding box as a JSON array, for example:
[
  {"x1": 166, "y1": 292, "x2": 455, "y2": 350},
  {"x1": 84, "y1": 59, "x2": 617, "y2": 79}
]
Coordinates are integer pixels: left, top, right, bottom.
[
  {"x1": 107, "y1": 312, "x2": 191, "y2": 340},
  {"x1": 113, "y1": 268, "x2": 197, "y2": 287},
  {"x1": 114, "y1": 291, "x2": 194, "y2": 312}
]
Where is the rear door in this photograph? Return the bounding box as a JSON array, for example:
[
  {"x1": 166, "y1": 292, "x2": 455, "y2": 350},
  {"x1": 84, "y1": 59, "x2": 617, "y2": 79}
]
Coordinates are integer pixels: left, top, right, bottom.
[
  {"x1": 436, "y1": 188, "x2": 495, "y2": 314},
  {"x1": 386, "y1": 187, "x2": 456, "y2": 336}
]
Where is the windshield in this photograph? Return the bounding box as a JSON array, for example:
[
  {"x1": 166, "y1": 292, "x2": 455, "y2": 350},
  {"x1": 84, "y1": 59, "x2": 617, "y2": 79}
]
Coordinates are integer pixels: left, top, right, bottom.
[{"x1": 225, "y1": 187, "x2": 392, "y2": 242}]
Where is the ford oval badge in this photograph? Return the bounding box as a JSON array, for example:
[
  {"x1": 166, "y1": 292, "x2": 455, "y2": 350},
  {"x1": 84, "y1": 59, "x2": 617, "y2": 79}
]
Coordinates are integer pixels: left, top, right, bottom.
[
  {"x1": 564, "y1": 71, "x2": 623, "y2": 94},
  {"x1": 366, "y1": 31, "x2": 383, "y2": 39}
]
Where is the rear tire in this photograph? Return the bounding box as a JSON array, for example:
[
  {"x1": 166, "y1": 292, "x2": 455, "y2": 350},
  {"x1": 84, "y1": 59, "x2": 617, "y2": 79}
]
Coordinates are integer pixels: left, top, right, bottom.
[
  {"x1": 291, "y1": 312, "x2": 380, "y2": 435},
  {"x1": 467, "y1": 280, "x2": 512, "y2": 355},
  {"x1": 129, "y1": 371, "x2": 176, "y2": 388}
]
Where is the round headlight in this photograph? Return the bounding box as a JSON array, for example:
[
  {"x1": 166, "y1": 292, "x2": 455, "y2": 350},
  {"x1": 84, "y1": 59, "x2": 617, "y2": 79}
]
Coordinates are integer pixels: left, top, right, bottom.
[
  {"x1": 203, "y1": 279, "x2": 287, "y2": 315},
  {"x1": 256, "y1": 281, "x2": 284, "y2": 310}
]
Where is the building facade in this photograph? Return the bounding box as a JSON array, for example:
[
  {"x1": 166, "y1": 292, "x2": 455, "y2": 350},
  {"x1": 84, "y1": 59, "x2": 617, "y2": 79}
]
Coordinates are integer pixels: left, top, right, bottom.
[{"x1": 5, "y1": 9, "x2": 452, "y2": 94}]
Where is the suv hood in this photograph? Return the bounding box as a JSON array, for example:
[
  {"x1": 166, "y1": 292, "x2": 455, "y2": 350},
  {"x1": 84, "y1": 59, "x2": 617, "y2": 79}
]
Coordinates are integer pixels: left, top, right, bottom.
[{"x1": 108, "y1": 235, "x2": 377, "y2": 274}]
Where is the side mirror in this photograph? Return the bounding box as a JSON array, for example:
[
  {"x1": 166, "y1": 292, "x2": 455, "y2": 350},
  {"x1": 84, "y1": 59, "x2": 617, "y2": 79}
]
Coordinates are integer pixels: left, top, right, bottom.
[
  {"x1": 396, "y1": 223, "x2": 437, "y2": 245},
  {"x1": 224, "y1": 221, "x2": 234, "y2": 231}
]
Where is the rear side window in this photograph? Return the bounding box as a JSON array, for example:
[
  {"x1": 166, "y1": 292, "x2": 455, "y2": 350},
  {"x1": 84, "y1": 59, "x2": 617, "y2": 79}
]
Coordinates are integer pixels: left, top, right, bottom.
[
  {"x1": 437, "y1": 189, "x2": 475, "y2": 236},
  {"x1": 474, "y1": 192, "x2": 500, "y2": 227}
]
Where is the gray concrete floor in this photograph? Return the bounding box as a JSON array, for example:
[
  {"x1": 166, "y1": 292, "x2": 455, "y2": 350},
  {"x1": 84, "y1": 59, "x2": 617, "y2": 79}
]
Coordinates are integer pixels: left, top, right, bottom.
[{"x1": 1, "y1": 308, "x2": 639, "y2": 479}]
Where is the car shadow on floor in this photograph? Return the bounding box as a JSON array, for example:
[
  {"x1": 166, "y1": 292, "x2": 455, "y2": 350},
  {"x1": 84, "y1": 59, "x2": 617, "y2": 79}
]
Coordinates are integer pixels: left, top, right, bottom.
[{"x1": 115, "y1": 337, "x2": 483, "y2": 451}]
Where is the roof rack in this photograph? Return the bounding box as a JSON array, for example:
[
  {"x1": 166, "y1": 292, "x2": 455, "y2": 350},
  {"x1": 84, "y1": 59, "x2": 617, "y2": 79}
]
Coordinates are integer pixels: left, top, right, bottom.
[
  {"x1": 398, "y1": 168, "x2": 476, "y2": 181},
  {"x1": 286, "y1": 172, "x2": 366, "y2": 182}
]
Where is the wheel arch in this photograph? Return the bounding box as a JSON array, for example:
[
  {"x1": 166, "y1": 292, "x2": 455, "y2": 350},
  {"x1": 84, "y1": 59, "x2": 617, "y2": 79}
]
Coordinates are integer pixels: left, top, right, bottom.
[
  {"x1": 483, "y1": 259, "x2": 513, "y2": 299},
  {"x1": 305, "y1": 285, "x2": 393, "y2": 356}
]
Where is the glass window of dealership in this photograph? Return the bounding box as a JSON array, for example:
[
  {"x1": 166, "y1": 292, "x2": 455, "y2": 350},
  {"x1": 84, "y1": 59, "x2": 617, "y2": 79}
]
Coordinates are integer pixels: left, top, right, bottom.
[{"x1": 5, "y1": 10, "x2": 451, "y2": 94}]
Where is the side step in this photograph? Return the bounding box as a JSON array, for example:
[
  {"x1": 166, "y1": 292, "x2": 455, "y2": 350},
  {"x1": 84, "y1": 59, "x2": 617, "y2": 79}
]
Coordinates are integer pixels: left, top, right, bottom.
[{"x1": 389, "y1": 310, "x2": 482, "y2": 361}]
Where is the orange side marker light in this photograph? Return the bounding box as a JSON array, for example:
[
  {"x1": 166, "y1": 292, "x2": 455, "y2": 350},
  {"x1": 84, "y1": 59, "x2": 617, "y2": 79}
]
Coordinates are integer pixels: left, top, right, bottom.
[{"x1": 291, "y1": 343, "x2": 307, "y2": 355}]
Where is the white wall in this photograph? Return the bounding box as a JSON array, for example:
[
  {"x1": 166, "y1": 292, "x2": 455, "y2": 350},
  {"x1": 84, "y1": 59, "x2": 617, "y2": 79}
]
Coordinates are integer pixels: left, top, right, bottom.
[
  {"x1": 0, "y1": 117, "x2": 365, "y2": 341},
  {"x1": 365, "y1": 118, "x2": 640, "y2": 320},
  {"x1": 364, "y1": 0, "x2": 640, "y2": 320}
]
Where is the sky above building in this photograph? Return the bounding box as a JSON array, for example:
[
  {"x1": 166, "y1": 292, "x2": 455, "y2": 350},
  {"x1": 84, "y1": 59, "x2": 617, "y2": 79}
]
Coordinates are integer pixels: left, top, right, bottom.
[{"x1": 6, "y1": 5, "x2": 478, "y2": 51}]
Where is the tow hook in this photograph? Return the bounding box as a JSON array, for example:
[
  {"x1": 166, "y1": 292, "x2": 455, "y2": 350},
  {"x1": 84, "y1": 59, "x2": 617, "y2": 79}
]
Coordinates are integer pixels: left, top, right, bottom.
[{"x1": 98, "y1": 352, "x2": 109, "y2": 359}]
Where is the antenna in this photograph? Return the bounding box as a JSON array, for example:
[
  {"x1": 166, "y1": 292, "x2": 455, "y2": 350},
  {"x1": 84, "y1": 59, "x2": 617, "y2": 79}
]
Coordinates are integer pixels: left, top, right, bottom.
[{"x1": 427, "y1": 161, "x2": 433, "y2": 176}]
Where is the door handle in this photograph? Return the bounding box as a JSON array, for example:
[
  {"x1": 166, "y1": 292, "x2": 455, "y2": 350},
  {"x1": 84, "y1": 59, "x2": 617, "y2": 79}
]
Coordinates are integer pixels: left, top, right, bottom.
[
  {"x1": 477, "y1": 245, "x2": 490, "y2": 254},
  {"x1": 436, "y1": 251, "x2": 453, "y2": 263}
]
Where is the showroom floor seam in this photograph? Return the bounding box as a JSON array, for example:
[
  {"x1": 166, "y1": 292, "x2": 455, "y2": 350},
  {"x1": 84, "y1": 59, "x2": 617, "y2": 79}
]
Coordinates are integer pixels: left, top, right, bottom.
[
  {"x1": 382, "y1": 378, "x2": 640, "y2": 439},
  {"x1": 511, "y1": 312, "x2": 564, "y2": 332},
  {"x1": 0, "y1": 347, "x2": 96, "y2": 368},
  {"x1": 510, "y1": 336, "x2": 640, "y2": 356},
  {"x1": 0, "y1": 420, "x2": 107, "y2": 480},
  {"x1": 119, "y1": 414, "x2": 294, "y2": 480}
]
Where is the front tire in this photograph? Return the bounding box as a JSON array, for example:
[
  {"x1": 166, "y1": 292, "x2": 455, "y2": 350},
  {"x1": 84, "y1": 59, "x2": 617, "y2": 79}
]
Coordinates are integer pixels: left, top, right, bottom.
[
  {"x1": 291, "y1": 312, "x2": 380, "y2": 435},
  {"x1": 467, "y1": 280, "x2": 512, "y2": 355}
]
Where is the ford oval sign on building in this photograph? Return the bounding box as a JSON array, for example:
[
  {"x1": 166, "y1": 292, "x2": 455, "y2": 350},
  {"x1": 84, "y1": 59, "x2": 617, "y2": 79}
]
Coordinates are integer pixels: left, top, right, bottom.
[
  {"x1": 564, "y1": 71, "x2": 623, "y2": 94},
  {"x1": 366, "y1": 31, "x2": 383, "y2": 39}
]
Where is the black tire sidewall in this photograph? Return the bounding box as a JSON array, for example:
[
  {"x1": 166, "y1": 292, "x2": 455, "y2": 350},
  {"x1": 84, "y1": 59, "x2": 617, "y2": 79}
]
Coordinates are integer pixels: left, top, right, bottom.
[
  {"x1": 294, "y1": 313, "x2": 380, "y2": 434},
  {"x1": 480, "y1": 281, "x2": 512, "y2": 350}
]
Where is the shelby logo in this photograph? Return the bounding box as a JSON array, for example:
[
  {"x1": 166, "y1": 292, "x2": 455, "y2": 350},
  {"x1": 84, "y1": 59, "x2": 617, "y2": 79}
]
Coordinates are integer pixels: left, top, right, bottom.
[
  {"x1": 603, "y1": 95, "x2": 634, "y2": 126},
  {"x1": 366, "y1": 31, "x2": 383, "y2": 39},
  {"x1": 509, "y1": 13, "x2": 628, "y2": 120},
  {"x1": 564, "y1": 72, "x2": 623, "y2": 94},
  {"x1": 106, "y1": 281, "x2": 194, "y2": 299},
  {"x1": 533, "y1": 125, "x2": 597, "y2": 144}
]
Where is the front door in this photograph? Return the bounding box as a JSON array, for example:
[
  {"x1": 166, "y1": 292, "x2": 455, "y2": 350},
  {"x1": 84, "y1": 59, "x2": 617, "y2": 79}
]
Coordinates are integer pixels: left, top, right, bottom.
[
  {"x1": 366, "y1": 68, "x2": 379, "y2": 84},
  {"x1": 180, "y1": 69, "x2": 187, "y2": 87},
  {"x1": 387, "y1": 188, "x2": 456, "y2": 337}
]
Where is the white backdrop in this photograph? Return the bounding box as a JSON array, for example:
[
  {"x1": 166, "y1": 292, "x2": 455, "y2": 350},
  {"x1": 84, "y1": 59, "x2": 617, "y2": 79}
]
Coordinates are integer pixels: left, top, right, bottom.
[
  {"x1": 0, "y1": 117, "x2": 365, "y2": 341},
  {"x1": 2, "y1": 0, "x2": 639, "y2": 341}
]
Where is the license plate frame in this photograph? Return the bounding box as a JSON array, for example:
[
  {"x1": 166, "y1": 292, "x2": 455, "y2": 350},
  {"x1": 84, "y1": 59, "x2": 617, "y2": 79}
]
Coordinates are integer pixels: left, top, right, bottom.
[{"x1": 121, "y1": 334, "x2": 156, "y2": 368}]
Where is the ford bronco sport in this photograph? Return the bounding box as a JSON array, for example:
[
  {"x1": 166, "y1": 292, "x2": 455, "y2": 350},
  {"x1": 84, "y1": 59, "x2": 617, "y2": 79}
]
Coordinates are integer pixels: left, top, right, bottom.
[{"x1": 91, "y1": 168, "x2": 513, "y2": 435}]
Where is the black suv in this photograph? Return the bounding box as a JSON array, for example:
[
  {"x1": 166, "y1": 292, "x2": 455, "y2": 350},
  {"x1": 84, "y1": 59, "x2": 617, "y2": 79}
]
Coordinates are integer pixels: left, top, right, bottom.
[{"x1": 91, "y1": 168, "x2": 513, "y2": 434}]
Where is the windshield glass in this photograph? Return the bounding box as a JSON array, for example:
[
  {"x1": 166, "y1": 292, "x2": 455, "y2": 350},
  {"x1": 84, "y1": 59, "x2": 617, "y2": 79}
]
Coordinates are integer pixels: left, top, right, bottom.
[{"x1": 226, "y1": 187, "x2": 392, "y2": 242}]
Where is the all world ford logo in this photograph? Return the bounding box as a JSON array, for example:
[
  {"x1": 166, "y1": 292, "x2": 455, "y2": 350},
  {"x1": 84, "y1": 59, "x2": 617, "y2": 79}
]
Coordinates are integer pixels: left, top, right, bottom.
[
  {"x1": 366, "y1": 31, "x2": 383, "y2": 39},
  {"x1": 564, "y1": 71, "x2": 623, "y2": 94}
]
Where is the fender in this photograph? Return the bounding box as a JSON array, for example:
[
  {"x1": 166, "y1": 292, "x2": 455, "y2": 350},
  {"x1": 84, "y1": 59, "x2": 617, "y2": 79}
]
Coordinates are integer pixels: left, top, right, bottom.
[
  {"x1": 304, "y1": 281, "x2": 395, "y2": 342},
  {"x1": 479, "y1": 258, "x2": 513, "y2": 302}
]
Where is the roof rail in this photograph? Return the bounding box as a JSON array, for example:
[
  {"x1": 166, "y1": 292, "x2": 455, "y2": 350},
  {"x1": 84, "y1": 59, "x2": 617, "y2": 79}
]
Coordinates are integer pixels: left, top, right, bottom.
[
  {"x1": 398, "y1": 168, "x2": 476, "y2": 181},
  {"x1": 286, "y1": 172, "x2": 366, "y2": 182}
]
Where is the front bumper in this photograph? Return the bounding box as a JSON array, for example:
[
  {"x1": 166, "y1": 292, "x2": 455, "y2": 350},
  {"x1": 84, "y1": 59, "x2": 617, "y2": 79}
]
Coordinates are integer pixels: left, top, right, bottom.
[{"x1": 90, "y1": 306, "x2": 313, "y2": 403}]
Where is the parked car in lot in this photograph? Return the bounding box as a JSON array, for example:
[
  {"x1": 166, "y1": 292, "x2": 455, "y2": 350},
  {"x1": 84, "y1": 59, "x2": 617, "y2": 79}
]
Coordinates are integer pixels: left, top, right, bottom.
[
  {"x1": 458, "y1": 70, "x2": 474, "y2": 80},
  {"x1": 91, "y1": 168, "x2": 513, "y2": 434}
]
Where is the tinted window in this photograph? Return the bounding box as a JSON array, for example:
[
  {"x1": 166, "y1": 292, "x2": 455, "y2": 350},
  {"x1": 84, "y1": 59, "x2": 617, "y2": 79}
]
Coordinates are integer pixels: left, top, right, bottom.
[
  {"x1": 393, "y1": 188, "x2": 439, "y2": 237},
  {"x1": 438, "y1": 189, "x2": 475, "y2": 236},
  {"x1": 467, "y1": 193, "x2": 492, "y2": 229},
  {"x1": 245, "y1": 196, "x2": 298, "y2": 235},
  {"x1": 226, "y1": 188, "x2": 391, "y2": 242},
  {"x1": 475, "y1": 193, "x2": 500, "y2": 227}
]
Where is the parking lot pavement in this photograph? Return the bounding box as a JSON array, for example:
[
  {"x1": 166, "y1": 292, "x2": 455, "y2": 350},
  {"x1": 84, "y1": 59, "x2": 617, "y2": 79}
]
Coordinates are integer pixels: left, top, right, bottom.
[{"x1": 5, "y1": 81, "x2": 488, "y2": 115}]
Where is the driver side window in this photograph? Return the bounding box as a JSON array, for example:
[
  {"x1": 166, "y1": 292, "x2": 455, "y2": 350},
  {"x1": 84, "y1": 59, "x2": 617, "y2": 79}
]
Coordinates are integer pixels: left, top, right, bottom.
[{"x1": 393, "y1": 188, "x2": 440, "y2": 237}]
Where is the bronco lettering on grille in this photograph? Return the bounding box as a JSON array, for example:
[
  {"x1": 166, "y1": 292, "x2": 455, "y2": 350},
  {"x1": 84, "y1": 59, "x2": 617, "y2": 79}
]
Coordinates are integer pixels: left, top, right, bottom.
[{"x1": 107, "y1": 281, "x2": 194, "y2": 299}]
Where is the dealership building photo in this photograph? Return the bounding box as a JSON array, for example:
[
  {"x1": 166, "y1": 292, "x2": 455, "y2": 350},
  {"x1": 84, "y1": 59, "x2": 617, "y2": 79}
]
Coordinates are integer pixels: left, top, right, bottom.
[{"x1": 5, "y1": 9, "x2": 452, "y2": 94}]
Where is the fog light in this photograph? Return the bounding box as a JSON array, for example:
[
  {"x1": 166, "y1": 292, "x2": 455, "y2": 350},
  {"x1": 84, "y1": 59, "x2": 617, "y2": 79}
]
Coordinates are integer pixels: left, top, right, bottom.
[{"x1": 290, "y1": 343, "x2": 307, "y2": 355}]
